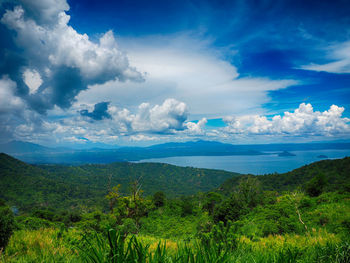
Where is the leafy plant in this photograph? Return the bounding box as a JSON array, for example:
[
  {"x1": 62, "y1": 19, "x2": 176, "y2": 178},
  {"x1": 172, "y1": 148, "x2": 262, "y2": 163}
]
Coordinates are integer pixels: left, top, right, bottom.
[{"x1": 0, "y1": 202, "x2": 14, "y2": 249}]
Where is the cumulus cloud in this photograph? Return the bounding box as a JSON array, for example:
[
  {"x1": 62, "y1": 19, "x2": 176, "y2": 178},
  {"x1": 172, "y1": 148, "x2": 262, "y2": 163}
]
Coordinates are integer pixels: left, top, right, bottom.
[
  {"x1": 80, "y1": 102, "x2": 111, "y2": 121},
  {"x1": 0, "y1": 1, "x2": 143, "y2": 113},
  {"x1": 223, "y1": 103, "x2": 350, "y2": 137},
  {"x1": 185, "y1": 118, "x2": 207, "y2": 135},
  {"x1": 0, "y1": 75, "x2": 24, "y2": 113},
  {"x1": 0, "y1": 75, "x2": 59, "y2": 143},
  {"x1": 7, "y1": 98, "x2": 195, "y2": 145},
  {"x1": 109, "y1": 98, "x2": 188, "y2": 134},
  {"x1": 23, "y1": 69, "x2": 42, "y2": 94},
  {"x1": 17, "y1": 0, "x2": 69, "y2": 26},
  {"x1": 300, "y1": 41, "x2": 350, "y2": 74}
]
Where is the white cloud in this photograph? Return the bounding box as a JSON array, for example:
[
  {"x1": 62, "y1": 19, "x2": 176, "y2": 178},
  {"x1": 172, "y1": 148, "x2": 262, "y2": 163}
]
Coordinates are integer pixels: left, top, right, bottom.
[
  {"x1": 129, "y1": 134, "x2": 157, "y2": 142},
  {"x1": 0, "y1": 75, "x2": 24, "y2": 112},
  {"x1": 223, "y1": 103, "x2": 350, "y2": 137},
  {"x1": 11, "y1": 98, "x2": 193, "y2": 145},
  {"x1": 109, "y1": 98, "x2": 188, "y2": 134},
  {"x1": 1, "y1": 4, "x2": 143, "y2": 111},
  {"x1": 23, "y1": 69, "x2": 42, "y2": 94},
  {"x1": 2, "y1": 6, "x2": 143, "y2": 82},
  {"x1": 76, "y1": 34, "x2": 297, "y2": 118},
  {"x1": 185, "y1": 118, "x2": 207, "y2": 135},
  {"x1": 300, "y1": 41, "x2": 350, "y2": 74},
  {"x1": 19, "y1": 0, "x2": 69, "y2": 25}
]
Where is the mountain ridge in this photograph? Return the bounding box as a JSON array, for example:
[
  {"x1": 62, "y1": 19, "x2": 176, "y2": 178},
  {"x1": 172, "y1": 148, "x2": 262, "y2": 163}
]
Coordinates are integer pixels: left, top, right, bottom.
[{"x1": 1, "y1": 140, "x2": 350, "y2": 164}]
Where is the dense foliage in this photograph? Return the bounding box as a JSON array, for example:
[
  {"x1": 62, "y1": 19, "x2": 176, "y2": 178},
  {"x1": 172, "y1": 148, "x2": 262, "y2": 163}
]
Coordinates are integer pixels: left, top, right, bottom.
[
  {"x1": 219, "y1": 157, "x2": 350, "y2": 194},
  {"x1": 0, "y1": 200, "x2": 14, "y2": 249},
  {"x1": 0, "y1": 153, "x2": 237, "y2": 211},
  {"x1": 0, "y1": 153, "x2": 349, "y2": 262}
]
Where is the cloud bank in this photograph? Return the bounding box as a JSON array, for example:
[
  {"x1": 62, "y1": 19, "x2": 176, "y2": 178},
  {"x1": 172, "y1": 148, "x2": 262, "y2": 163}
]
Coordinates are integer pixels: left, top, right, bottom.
[
  {"x1": 9, "y1": 98, "x2": 199, "y2": 144},
  {"x1": 223, "y1": 103, "x2": 350, "y2": 137}
]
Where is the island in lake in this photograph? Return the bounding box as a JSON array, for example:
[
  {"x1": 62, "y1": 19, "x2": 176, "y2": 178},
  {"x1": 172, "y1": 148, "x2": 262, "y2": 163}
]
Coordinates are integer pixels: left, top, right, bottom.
[{"x1": 278, "y1": 151, "x2": 296, "y2": 157}]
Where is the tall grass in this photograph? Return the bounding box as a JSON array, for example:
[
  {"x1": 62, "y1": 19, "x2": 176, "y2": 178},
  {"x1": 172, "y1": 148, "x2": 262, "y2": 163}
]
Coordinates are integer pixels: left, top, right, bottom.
[
  {"x1": 0, "y1": 228, "x2": 80, "y2": 262},
  {"x1": 79, "y1": 228, "x2": 350, "y2": 263},
  {"x1": 80, "y1": 228, "x2": 233, "y2": 263},
  {"x1": 1, "y1": 227, "x2": 349, "y2": 262}
]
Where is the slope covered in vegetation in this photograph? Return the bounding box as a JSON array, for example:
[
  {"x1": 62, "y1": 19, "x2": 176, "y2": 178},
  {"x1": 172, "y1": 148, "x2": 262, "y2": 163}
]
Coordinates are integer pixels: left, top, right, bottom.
[
  {"x1": 219, "y1": 157, "x2": 350, "y2": 195},
  {"x1": 0, "y1": 153, "x2": 238, "y2": 211},
  {"x1": 1, "y1": 153, "x2": 349, "y2": 262}
]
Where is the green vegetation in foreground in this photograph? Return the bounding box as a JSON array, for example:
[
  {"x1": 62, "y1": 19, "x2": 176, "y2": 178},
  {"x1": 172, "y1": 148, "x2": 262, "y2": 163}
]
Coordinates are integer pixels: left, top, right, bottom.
[
  {"x1": 0, "y1": 154, "x2": 350, "y2": 262},
  {"x1": 1, "y1": 190, "x2": 350, "y2": 262}
]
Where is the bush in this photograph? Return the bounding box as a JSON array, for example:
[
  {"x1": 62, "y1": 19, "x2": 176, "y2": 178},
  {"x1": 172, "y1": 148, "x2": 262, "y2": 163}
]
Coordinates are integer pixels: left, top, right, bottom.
[
  {"x1": 0, "y1": 204, "x2": 15, "y2": 249},
  {"x1": 15, "y1": 216, "x2": 58, "y2": 230},
  {"x1": 153, "y1": 191, "x2": 166, "y2": 207},
  {"x1": 118, "y1": 218, "x2": 138, "y2": 235},
  {"x1": 305, "y1": 173, "x2": 327, "y2": 197},
  {"x1": 180, "y1": 197, "x2": 193, "y2": 217},
  {"x1": 32, "y1": 209, "x2": 55, "y2": 221},
  {"x1": 199, "y1": 220, "x2": 237, "y2": 251}
]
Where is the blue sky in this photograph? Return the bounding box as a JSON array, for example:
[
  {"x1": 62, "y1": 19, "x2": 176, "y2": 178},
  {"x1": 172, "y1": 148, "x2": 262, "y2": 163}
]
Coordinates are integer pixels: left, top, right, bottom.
[{"x1": 0, "y1": 0, "x2": 349, "y2": 147}]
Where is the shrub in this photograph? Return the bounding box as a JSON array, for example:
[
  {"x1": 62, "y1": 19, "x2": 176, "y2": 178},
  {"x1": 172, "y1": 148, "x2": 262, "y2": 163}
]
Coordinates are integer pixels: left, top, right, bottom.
[
  {"x1": 119, "y1": 218, "x2": 138, "y2": 235},
  {"x1": 15, "y1": 216, "x2": 58, "y2": 230},
  {"x1": 305, "y1": 173, "x2": 327, "y2": 197},
  {"x1": 153, "y1": 191, "x2": 166, "y2": 207},
  {"x1": 199, "y1": 221, "x2": 237, "y2": 251},
  {"x1": 0, "y1": 203, "x2": 15, "y2": 249}
]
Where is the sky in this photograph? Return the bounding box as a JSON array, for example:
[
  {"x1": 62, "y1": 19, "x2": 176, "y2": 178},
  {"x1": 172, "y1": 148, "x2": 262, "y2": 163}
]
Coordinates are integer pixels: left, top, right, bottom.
[{"x1": 0, "y1": 0, "x2": 349, "y2": 147}]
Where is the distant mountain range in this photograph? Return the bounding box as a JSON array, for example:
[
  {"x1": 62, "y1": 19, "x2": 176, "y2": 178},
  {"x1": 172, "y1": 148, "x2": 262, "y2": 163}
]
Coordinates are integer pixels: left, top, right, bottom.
[
  {"x1": 0, "y1": 140, "x2": 52, "y2": 154},
  {"x1": 0, "y1": 140, "x2": 350, "y2": 164}
]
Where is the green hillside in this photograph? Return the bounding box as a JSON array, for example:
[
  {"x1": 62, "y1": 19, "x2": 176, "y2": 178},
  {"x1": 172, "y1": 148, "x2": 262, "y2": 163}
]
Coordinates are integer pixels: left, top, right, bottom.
[
  {"x1": 219, "y1": 157, "x2": 350, "y2": 195},
  {"x1": 0, "y1": 153, "x2": 238, "y2": 211},
  {"x1": 0, "y1": 153, "x2": 99, "y2": 211},
  {"x1": 1, "y1": 154, "x2": 350, "y2": 262}
]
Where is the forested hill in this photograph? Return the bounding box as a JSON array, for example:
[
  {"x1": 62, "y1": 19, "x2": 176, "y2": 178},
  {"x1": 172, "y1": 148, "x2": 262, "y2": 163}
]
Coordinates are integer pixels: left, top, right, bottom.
[
  {"x1": 39, "y1": 161, "x2": 238, "y2": 197},
  {"x1": 219, "y1": 157, "x2": 350, "y2": 195},
  {"x1": 1, "y1": 152, "x2": 349, "y2": 212},
  {"x1": 0, "y1": 153, "x2": 100, "y2": 211},
  {"x1": 0, "y1": 153, "x2": 238, "y2": 211}
]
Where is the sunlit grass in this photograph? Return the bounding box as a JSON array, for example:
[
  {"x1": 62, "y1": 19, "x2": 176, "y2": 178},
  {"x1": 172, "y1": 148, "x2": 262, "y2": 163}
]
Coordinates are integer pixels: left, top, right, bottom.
[
  {"x1": 1, "y1": 228, "x2": 80, "y2": 262},
  {"x1": 1, "y1": 227, "x2": 348, "y2": 263}
]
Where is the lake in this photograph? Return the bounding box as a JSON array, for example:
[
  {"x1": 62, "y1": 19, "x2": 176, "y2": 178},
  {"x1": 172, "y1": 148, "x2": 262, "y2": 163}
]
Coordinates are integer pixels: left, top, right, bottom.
[{"x1": 137, "y1": 149, "x2": 350, "y2": 174}]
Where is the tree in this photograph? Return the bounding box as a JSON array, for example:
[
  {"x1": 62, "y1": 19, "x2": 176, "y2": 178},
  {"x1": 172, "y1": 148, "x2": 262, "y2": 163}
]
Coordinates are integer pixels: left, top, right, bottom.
[
  {"x1": 213, "y1": 195, "x2": 243, "y2": 223},
  {"x1": 214, "y1": 176, "x2": 262, "y2": 223},
  {"x1": 203, "y1": 192, "x2": 222, "y2": 216},
  {"x1": 181, "y1": 197, "x2": 194, "y2": 217},
  {"x1": 123, "y1": 180, "x2": 153, "y2": 230},
  {"x1": 305, "y1": 173, "x2": 327, "y2": 197},
  {"x1": 0, "y1": 201, "x2": 15, "y2": 249},
  {"x1": 237, "y1": 175, "x2": 262, "y2": 209},
  {"x1": 153, "y1": 191, "x2": 166, "y2": 207},
  {"x1": 106, "y1": 184, "x2": 121, "y2": 213}
]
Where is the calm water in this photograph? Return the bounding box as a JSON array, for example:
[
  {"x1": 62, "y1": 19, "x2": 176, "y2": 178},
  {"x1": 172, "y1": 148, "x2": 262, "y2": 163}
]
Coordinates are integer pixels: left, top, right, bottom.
[{"x1": 137, "y1": 149, "x2": 350, "y2": 175}]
